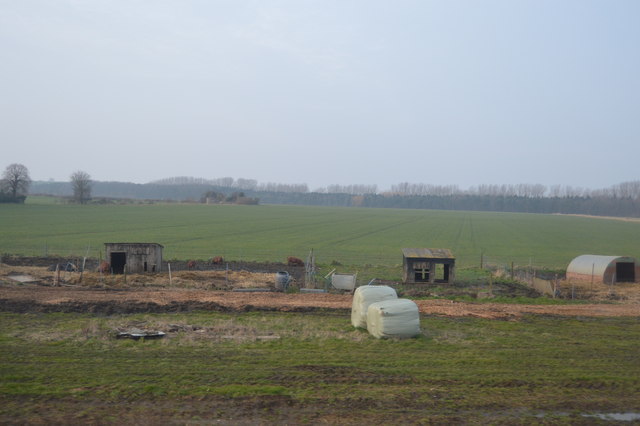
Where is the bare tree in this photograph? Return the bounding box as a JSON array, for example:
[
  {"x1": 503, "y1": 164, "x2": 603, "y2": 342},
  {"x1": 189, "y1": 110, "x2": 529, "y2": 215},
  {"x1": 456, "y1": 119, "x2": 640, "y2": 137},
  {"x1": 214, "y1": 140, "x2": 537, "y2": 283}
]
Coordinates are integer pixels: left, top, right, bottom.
[
  {"x1": 70, "y1": 170, "x2": 92, "y2": 204},
  {"x1": 1, "y1": 163, "x2": 31, "y2": 201},
  {"x1": 235, "y1": 178, "x2": 258, "y2": 190}
]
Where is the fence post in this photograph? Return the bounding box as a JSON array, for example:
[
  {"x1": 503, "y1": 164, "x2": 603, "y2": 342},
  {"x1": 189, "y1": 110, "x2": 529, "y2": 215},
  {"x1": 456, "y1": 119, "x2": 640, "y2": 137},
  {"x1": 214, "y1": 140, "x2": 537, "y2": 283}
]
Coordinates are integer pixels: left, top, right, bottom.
[
  {"x1": 572, "y1": 281, "x2": 575, "y2": 300},
  {"x1": 80, "y1": 256, "x2": 87, "y2": 283},
  {"x1": 610, "y1": 274, "x2": 614, "y2": 296},
  {"x1": 54, "y1": 264, "x2": 60, "y2": 286}
]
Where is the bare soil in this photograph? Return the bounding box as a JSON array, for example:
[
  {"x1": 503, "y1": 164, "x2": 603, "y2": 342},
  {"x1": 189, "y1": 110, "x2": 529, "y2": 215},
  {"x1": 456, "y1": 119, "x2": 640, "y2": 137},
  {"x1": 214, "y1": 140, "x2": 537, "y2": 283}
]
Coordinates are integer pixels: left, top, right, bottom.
[
  {"x1": 556, "y1": 213, "x2": 640, "y2": 223},
  {"x1": 2, "y1": 263, "x2": 639, "y2": 319}
]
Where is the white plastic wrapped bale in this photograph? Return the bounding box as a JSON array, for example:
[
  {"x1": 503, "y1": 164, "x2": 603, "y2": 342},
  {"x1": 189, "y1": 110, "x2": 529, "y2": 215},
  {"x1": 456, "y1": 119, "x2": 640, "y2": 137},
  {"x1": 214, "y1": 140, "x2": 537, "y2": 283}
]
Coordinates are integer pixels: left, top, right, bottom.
[
  {"x1": 350, "y1": 285, "x2": 398, "y2": 329},
  {"x1": 366, "y1": 299, "x2": 421, "y2": 339}
]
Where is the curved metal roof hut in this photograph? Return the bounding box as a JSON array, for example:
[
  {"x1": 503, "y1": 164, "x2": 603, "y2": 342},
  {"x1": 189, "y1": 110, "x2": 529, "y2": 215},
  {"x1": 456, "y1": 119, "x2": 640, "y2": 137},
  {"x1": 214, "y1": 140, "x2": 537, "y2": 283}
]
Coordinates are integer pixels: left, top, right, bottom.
[{"x1": 566, "y1": 255, "x2": 638, "y2": 284}]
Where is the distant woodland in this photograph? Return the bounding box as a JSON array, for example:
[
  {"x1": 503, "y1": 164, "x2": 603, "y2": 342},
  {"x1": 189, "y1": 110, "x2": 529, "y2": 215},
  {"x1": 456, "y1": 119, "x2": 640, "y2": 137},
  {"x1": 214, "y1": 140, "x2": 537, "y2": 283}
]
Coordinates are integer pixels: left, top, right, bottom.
[{"x1": 30, "y1": 177, "x2": 640, "y2": 218}]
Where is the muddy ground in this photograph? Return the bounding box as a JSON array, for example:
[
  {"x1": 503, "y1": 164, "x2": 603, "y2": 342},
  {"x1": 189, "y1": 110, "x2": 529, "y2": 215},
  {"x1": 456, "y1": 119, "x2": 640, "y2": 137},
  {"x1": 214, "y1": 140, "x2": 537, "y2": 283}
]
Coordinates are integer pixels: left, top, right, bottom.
[
  {"x1": 3, "y1": 260, "x2": 640, "y2": 425},
  {"x1": 1, "y1": 262, "x2": 639, "y2": 319}
]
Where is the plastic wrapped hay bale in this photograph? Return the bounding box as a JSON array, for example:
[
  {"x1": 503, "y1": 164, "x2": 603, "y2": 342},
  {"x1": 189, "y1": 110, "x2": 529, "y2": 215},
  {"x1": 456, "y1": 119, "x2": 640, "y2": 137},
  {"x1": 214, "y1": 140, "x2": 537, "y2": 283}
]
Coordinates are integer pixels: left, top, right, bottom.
[
  {"x1": 351, "y1": 285, "x2": 398, "y2": 329},
  {"x1": 366, "y1": 299, "x2": 421, "y2": 339}
]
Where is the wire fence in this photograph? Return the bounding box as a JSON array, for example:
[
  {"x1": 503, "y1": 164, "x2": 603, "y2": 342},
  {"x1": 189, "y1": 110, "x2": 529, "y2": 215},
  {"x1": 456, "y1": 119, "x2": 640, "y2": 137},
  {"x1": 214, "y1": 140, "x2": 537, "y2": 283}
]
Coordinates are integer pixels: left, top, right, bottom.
[
  {"x1": 5, "y1": 246, "x2": 607, "y2": 298},
  {"x1": 0, "y1": 245, "x2": 401, "y2": 267},
  {"x1": 3, "y1": 246, "x2": 560, "y2": 266},
  {"x1": 1, "y1": 244, "x2": 572, "y2": 273},
  {"x1": 481, "y1": 255, "x2": 566, "y2": 273}
]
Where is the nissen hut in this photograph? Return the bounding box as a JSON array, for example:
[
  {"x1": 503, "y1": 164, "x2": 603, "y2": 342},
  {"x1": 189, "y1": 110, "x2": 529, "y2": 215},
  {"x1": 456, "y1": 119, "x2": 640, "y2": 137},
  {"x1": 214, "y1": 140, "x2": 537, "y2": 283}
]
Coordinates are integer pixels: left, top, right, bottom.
[
  {"x1": 566, "y1": 255, "x2": 638, "y2": 284},
  {"x1": 104, "y1": 243, "x2": 163, "y2": 274}
]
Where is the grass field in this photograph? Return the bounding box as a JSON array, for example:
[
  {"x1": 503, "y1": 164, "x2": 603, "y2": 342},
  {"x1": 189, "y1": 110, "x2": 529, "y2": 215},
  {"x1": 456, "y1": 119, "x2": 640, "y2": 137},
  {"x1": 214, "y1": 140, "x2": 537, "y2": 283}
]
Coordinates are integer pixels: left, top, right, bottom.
[
  {"x1": 2, "y1": 199, "x2": 640, "y2": 423},
  {"x1": 2, "y1": 199, "x2": 640, "y2": 269},
  {"x1": 1, "y1": 311, "x2": 639, "y2": 423}
]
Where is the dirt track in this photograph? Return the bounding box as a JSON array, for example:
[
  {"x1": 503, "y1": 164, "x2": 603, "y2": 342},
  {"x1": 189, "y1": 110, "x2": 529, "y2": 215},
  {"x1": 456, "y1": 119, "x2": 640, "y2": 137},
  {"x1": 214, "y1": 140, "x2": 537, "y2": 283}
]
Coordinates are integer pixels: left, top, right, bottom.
[{"x1": 1, "y1": 284, "x2": 639, "y2": 319}]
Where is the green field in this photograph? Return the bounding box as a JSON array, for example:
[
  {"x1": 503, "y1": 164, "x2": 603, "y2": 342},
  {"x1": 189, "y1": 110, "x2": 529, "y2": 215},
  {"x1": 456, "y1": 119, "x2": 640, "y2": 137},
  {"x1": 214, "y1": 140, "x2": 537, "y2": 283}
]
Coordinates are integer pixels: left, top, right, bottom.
[
  {"x1": 1, "y1": 199, "x2": 640, "y2": 269},
  {"x1": 1, "y1": 311, "x2": 639, "y2": 423}
]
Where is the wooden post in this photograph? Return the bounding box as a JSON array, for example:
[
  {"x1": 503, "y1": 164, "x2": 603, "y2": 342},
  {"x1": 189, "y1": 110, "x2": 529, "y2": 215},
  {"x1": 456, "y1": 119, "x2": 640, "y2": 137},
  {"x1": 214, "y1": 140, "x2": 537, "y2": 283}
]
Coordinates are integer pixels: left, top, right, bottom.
[
  {"x1": 54, "y1": 264, "x2": 60, "y2": 286},
  {"x1": 480, "y1": 253, "x2": 484, "y2": 269},
  {"x1": 610, "y1": 273, "x2": 614, "y2": 296},
  {"x1": 489, "y1": 274, "x2": 493, "y2": 296},
  {"x1": 168, "y1": 263, "x2": 172, "y2": 285},
  {"x1": 79, "y1": 256, "x2": 87, "y2": 283}
]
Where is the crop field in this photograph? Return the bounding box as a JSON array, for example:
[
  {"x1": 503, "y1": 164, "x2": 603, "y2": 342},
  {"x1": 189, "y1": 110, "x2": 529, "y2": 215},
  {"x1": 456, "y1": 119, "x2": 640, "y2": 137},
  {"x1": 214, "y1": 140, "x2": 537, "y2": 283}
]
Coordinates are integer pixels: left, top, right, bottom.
[
  {"x1": 1, "y1": 311, "x2": 639, "y2": 424},
  {"x1": 3, "y1": 200, "x2": 640, "y2": 423},
  {"x1": 2, "y1": 200, "x2": 640, "y2": 269}
]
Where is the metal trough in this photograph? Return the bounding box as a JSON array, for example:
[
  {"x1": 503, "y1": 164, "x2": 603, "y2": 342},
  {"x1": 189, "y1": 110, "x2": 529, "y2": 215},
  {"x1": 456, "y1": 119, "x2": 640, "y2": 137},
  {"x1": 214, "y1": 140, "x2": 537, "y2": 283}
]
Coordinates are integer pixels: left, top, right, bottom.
[{"x1": 331, "y1": 273, "x2": 357, "y2": 291}]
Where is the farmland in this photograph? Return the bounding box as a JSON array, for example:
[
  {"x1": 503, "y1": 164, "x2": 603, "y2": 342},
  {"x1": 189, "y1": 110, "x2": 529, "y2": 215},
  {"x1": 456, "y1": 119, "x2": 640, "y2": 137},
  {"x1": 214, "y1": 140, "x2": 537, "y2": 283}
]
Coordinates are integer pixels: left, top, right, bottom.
[
  {"x1": 2, "y1": 200, "x2": 640, "y2": 269},
  {"x1": 1, "y1": 311, "x2": 640, "y2": 424},
  {"x1": 2, "y1": 200, "x2": 640, "y2": 423}
]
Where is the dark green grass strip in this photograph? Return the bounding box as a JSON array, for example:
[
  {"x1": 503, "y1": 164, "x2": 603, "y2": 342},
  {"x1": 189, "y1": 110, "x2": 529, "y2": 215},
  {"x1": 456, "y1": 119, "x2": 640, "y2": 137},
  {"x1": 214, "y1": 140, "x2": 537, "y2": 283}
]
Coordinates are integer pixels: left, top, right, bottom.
[{"x1": 1, "y1": 312, "x2": 640, "y2": 423}]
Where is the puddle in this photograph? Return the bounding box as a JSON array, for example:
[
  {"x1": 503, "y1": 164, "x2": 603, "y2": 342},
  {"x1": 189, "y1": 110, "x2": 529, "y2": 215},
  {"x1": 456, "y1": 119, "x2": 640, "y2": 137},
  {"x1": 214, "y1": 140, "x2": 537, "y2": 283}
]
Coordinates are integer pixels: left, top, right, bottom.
[
  {"x1": 8, "y1": 274, "x2": 39, "y2": 283},
  {"x1": 583, "y1": 413, "x2": 640, "y2": 421},
  {"x1": 536, "y1": 412, "x2": 640, "y2": 422}
]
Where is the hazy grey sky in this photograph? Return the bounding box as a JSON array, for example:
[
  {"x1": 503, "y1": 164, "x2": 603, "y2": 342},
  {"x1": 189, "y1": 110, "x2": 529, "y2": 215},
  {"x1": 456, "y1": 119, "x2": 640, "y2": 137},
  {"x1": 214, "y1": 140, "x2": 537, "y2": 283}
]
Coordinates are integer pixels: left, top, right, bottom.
[{"x1": 1, "y1": 0, "x2": 638, "y2": 191}]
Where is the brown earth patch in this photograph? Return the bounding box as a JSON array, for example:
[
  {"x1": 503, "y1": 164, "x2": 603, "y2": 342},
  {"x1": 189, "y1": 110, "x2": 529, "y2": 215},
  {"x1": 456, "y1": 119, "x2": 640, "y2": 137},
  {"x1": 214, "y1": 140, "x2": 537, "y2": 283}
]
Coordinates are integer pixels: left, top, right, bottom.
[
  {"x1": 1, "y1": 282, "x2": 639, "y2": 319},
  {"x1": 1, "y1": 263, "x2": 639, "y2": 319},
  {"x1": 554, "y1": 213, "x2": 640, "y2": 223}
]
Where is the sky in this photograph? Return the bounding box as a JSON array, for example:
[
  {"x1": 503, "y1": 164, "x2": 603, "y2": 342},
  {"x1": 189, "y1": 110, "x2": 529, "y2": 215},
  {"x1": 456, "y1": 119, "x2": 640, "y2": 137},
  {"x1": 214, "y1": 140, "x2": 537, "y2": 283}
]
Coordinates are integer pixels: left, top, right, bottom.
[{"x1": 1, "y1": 0, "x2": 639, "y2": 192}]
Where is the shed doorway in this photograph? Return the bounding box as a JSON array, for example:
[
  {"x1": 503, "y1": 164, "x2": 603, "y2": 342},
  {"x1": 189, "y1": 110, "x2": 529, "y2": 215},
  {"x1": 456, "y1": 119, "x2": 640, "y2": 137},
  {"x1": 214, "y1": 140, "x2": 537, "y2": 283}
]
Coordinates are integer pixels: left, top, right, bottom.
[
  {"x1": 616, "y1": 262, "x2": 635, "y2": 282},
  {"x1": 432, "y1": 264, "x2": 452, "y2": 283},
  {"x1": 110, "y1": 252, "x2": 126, "y2": 274}
]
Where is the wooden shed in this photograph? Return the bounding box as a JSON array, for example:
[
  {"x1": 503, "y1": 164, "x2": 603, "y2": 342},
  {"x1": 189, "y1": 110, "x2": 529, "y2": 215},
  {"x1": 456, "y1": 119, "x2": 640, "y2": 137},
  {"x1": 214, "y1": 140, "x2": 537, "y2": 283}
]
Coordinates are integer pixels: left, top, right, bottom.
[
  {"x1": 104, "y1": 243, "x2": 163, "y2": 274},
  {"x1": 402, "y1": 248, "x2": 455, "y2": 284}
]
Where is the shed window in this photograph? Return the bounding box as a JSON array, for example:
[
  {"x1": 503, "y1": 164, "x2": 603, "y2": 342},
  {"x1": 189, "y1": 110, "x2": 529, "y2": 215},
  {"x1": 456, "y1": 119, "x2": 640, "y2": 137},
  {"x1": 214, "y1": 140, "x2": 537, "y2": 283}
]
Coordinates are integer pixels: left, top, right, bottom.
[{"x1": 414, "y1": 266, "x2": 430, "y2": 282}]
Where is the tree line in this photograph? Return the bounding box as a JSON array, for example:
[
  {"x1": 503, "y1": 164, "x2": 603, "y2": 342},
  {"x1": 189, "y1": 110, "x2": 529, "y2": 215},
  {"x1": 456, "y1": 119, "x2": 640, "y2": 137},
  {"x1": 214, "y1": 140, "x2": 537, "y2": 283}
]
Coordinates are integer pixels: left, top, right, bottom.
[
  {"x1": 388, "y1": 181, "x2": 640, "y2": 200},
  {"x1": 10, "y1": 166, "x2": 640, "y2": 217},
  {"x1": 27, "y1": 178, "x2": 640, "y2": 217},
  {"x1": 150, "y1": 176, "x2": 308, "y2": 193},
  {"x1": 150, "y1": 178, "x2": 640, "y2": 201}
]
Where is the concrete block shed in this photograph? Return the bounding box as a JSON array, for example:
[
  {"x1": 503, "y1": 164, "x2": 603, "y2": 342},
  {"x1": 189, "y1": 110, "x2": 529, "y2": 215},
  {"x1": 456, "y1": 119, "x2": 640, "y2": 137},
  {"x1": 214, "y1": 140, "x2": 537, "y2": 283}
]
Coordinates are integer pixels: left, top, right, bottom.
[
  {"x1": 566, "y1": 255, "x2": 638, "y2": 284},
  {"x1": 402, "y1": 248, "x2": 455, "y2": 284},
  {"x1": 104, "y1": 243, "x2": 163, "y2": 274}
]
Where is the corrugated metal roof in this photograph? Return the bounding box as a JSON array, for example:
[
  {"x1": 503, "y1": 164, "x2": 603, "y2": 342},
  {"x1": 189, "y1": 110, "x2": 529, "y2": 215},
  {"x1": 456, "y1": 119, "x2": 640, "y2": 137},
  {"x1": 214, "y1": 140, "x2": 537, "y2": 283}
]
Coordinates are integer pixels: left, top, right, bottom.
[
  {"x1": 567, "y1": 255, "x2": 635, "y2": 276},
  {"x1": 105, "y1": 242, "x2": 164, "y2": 248},
  {"x1": 402, "y1": 248, "x2": 455, "y2": 259}
]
